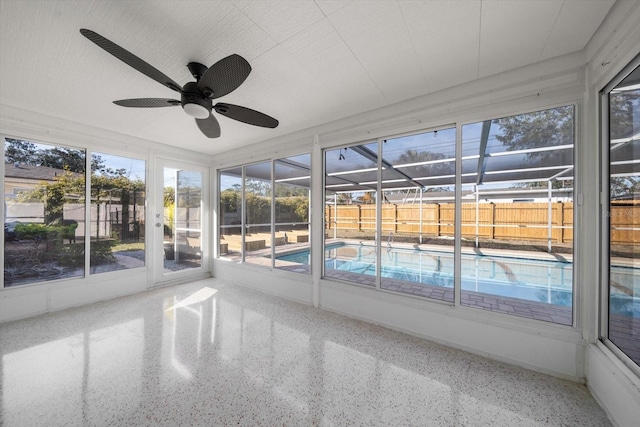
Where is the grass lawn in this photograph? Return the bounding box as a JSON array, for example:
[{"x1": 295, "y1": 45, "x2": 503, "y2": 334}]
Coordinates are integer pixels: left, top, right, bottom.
[{"x1": 112, "y1": 242, "x2": 144, "y2": 252}]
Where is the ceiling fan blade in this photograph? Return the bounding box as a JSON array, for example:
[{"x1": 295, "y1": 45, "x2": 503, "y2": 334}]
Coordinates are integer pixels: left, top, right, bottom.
[
  {"x1": 197, "y1": 54, "x2": 251, "y2": 99},
  {"x1": 214, "y1": 103, "x2": 279, "y2": 128},
  {"x1": 80, "y1": 29, "x2": 182, "y2": 93},
  {"x1": 114, "y1": 98, "x2": 181, "y2": 108},
  {"x1": 196, "y1": 114, "x2": 221, "y2": 138}
]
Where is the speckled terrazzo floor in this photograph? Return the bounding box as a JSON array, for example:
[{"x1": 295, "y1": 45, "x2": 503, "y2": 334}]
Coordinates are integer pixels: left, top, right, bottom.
[{"x1": 0, "y1": 279, "x2": 611, "y2": 426}]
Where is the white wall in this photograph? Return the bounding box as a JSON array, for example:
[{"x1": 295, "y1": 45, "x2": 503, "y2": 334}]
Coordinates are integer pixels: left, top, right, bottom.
[
  {"x1": 214, "y1": 261, "x2": 313, "y2": 306},
  {"x1": 319, "y1": 279, "x2": 584, "y2": 379},
  {"x1": 0, "y1": 270, "x2": 147, "y2": 322},
  {"x1": 588, "y1": 344, "x2": 640, "y2": 427}
]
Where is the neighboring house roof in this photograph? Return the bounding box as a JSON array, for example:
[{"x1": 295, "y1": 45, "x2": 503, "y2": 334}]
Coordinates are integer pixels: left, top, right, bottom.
[{"x1": 4, "y1": 163, "x2": 82, "y2": 181}]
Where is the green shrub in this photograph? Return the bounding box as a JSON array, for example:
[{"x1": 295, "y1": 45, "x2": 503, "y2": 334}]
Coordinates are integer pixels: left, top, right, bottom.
[
  {"x1": 58, "y1": 243, "x2": 85, "y2": 267},
  {"x1": 14, "y1": 223, "x2": 49, "y2": 240},
  {"x1": 90, "y1": 240, "x2": 116, "y2": 265}
]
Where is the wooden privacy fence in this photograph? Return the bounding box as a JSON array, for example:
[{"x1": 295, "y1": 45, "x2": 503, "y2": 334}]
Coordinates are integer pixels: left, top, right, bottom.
[
  {"x1": 325, "y1": 201, "x2": 640, "y2": 245},
  {"x1": 609, "y1": 202, "x2": 640, "y2": 245}
]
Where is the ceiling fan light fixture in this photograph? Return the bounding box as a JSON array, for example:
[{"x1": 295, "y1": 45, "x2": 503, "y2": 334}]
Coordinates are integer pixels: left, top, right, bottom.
[
  {"x1": 183, "y1": 102, "x2": 210, "y2": 119},
  {"x1": 181, "y1": 82, "x2": 212, "y2": 119}
]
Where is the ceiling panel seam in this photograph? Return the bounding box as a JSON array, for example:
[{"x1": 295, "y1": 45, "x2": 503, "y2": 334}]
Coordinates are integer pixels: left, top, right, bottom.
[
  {"x1": 539, "y1": 0, "x2": 564, "y2": 62},
  {"x1": 398, "y1": 1, "x2": 431, "y2": 93},
  {"x1": 325, "y1": 14, "x2": 389, "y2": 104}
]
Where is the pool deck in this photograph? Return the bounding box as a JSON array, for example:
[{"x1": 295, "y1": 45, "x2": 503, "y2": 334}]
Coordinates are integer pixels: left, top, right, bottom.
[
  {"x1": 325, "y1": 238, "x2": 574, "y2": 263},
  {"x1": 322, "y1": 268, "x2": 574, "y2": 326}
]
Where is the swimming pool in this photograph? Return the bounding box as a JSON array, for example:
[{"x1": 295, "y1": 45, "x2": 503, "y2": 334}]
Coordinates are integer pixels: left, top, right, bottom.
[{"x1": 277, "y1": 243, "x2": 574, "y2": 306}]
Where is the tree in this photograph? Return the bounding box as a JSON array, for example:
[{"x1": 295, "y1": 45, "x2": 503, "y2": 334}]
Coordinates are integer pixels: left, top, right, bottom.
[
  {"x1": 512, "y1": 179, "x2": 571, "y2": 190},
  {"x1": 336, "y1": 192, "x2": 353, "y2": 205},
  {"x1": 397, "y1": 149, "x2": 452, "y2": 176},
  {"x1": 164, "y1": 186, "x2": 175, "y2": 206},
  {"x1": 609, "y1": 90, "x2": 640, "y2": 198},
  {"x1": 36, "y1": 147, "x2": 86, "y2": 173},
  {"x1": 4, "y1": 138, "x2": 38, "y2": 164},
  {"x1": 16, "y1": 171, "x2": 84, "y2": 224},
  {"x1": 90, "y1": 154, "x2": 107, "y2": 174},
  {"x1": 609, "y1": 91, "x2": 639, "y2": 140},
  {"x1": 245, "y1": 179, "x2": 271, "y2": 197},
  {"x1": 4, "y1": 138, "x2": 107, "y2": 173},
  {"x1": 220, "y1": 189, "x2": 240, "y2": 210},
  {"x1": 396, "y1": 149, "x2": 453, "y2": 193},
  {"x1": 358, "y1": 192, "x2": 374, "y2": 204},
  {"x1": 245, "y1": 193, "x2": 271, "y2": 224},
  {"x1": 91, "y1": 173, "x2": 145, "y2": 241},
  {"x1": 610, "y1": 176, "x2": 640, "y2": 199},
  {"x1": 494, "y1": 106, "x2": 574, "y2": 164},
  {"x1": 17, "y1": 170, "x2": 144, "y2": 242},
  {"x1": 274, "y1": 196, "x2": 309, "y2": 223},
  {"x1": 275, "y1": 183, "x2": 308, "y2": 197},
  {"x1": 490, "y1": 106, "x2": 575, "y2": 194}
]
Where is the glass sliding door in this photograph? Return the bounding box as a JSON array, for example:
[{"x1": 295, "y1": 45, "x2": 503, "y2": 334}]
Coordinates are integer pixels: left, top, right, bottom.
[
  {"x1": 606, "y1": 58, "x2": 640, "y2": 366},
  {"x1": 156, "y1": 160, "x2": 207, "y2": 280}
]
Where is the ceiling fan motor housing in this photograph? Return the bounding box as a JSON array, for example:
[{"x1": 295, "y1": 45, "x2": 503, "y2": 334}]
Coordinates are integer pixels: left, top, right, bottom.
[{"x1": 181, "y1": 82, "x2": 212, "y2": 116}]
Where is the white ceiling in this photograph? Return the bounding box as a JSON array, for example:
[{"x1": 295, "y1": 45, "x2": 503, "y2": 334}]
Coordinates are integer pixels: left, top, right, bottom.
[{"x1": 0, "y1": 0, "x2": 615, "y2": 155}]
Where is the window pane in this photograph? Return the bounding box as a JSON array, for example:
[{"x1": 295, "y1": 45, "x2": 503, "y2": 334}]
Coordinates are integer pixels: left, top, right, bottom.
[
  {"x1": 4, "y1": 138, "x2": 85, "y2": 287},
  {"x1": 245, "y1": 162, "x2": 272, "y2": 267},
  {"x1": 324, "y1": 143, "x2": 378, "y2": 287},
  {"x1": 608, "y1": 62, "x2": 640, "y2": 366},
  {"x1": 219, "y1": 168, "x2": 242, "y2": 260},
  {"x1": 460, "y1": 107, "x2": 574, "y2": 325},
  {"x1": 89, "y1": 153, "x2": 145, "y2": 274},
  {"x1": 273, "y1": 154, "x2": 311, "y2": 274},
  {"x1": 380, "y1": 128, "x2": 456, "y2": 303},
  {"x1": 163, "y1": 168, "x2": 202, "y2": 272}
]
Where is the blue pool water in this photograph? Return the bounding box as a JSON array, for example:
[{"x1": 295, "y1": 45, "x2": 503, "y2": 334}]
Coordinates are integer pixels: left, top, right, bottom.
[
  {"x1": 278, "y1": 243, "x2": 640, "y2": 314},
  {"x1": 277, "y1": 243, "x2": 574, "y2": 306}
]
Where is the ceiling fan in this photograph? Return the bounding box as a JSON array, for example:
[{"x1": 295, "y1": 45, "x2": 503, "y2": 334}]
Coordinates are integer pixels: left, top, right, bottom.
[{"x1": 80, "y1": 29, "x2": 278, "y2": 138}]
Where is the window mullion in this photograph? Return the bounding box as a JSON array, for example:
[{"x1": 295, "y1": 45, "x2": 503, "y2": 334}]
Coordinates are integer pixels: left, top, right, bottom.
[
  {"x1": 376, "y1": 139, "x2": 383, "y2": 290},
  {"x1": 271, "y1": 160, "x2": 275, "y2": 269},
  {"x1": 84, "y1": 148, "x2": 91, "y2": 278},
  {"x1": 454, "y1": 124, "x2": 462, "y2": 307}
]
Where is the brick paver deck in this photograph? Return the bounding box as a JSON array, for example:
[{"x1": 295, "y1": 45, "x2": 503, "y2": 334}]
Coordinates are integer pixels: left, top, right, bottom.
[
  {"x1": 322, "y1": 268, "x2": 573, "y2": 325},
  {"x1": 609, "y1": 314, "x2": 640, "y2": 364}
]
